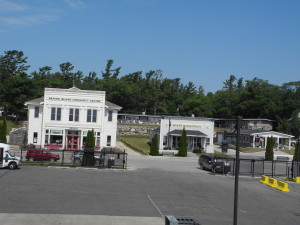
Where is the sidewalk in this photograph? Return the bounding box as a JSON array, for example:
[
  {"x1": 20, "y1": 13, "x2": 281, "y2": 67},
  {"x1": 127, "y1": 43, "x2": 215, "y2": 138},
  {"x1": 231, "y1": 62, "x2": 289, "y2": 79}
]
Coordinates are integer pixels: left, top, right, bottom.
[{"x1": 214, "y1": 145, "x2": 291, "y2": 159}]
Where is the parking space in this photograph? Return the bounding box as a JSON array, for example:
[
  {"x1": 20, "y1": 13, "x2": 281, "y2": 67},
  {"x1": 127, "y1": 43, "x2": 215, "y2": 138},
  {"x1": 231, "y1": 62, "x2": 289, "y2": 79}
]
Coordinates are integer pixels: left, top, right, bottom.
[{"x1": 0, "y1": 156, "x2": 300, "y2": 225}]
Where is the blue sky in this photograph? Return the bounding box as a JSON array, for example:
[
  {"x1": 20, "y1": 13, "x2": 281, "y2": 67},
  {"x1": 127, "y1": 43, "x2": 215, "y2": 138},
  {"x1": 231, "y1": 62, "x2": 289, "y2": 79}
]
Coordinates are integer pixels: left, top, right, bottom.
[{"x1": 0, "y1": 0, "x2": 299, "y2": 93}]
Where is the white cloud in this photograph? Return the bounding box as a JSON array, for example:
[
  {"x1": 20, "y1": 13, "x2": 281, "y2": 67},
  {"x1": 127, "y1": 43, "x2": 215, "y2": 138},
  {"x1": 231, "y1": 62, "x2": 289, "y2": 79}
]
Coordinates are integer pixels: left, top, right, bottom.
[
  {"x1": 0, "y1": 14, "x2": 59, "y2": 26},
  {"x1": 63, "y1": 0, "x2": 86, "y2": 9},
  {"x1": 0, "y1": 0, "x2": 28, "y2": 11}
]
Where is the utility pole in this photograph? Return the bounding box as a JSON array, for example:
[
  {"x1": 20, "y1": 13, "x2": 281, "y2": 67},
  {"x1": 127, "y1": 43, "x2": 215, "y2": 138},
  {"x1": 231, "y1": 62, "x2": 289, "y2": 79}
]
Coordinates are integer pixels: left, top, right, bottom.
[{"x1": 233, "y1": 116, "x2": 242, "y2": 225}]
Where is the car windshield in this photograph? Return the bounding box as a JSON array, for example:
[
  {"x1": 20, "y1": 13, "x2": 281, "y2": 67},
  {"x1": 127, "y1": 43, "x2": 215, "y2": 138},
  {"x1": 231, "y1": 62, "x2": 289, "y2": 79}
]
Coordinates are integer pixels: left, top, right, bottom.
[
  {"x1": 7, "y1": 151, "x2": 15, "y2": 157},
  {"x1": 215, "y1": 158, "x2": 226, "y2": 162}
]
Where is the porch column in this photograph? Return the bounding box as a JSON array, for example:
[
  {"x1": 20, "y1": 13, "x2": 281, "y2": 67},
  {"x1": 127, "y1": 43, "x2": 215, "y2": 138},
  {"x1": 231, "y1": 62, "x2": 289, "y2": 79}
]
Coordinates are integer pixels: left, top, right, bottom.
[
  {"x1": 264, "y1": 137, "x2": 267, "y2": 148},
  {"x1": 252, "y1": 136, "x2": 255, "y2": 148},
  {"x1": 277, "y1": 137, "x2": 280, "y2": 149},
  {"x1": 288, "y1": 138, "x2": 291, "y2": 150}
]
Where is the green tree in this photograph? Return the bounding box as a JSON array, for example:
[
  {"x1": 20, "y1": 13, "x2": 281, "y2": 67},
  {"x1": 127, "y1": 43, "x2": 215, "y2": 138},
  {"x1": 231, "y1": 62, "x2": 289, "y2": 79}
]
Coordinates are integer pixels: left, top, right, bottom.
[
  {"x1": 102, "y1": 59, "x2": 121, "y2": 79},
  {"x1": 150, "y1": 133, "x2": 159, "y2": 156},
  {"x1": 82, "y1": 129, "x2": 95, "y2": 166},
  {"x1": 2, "y1": 117, "x2": 7, "y2": 144},
  {"x1": 0, "y1": 121, "x2": 5, "y2": 143},
  {"x1": 293, "y1": 140, "x2": 300, "y2": 162},
  {"x1": 177, "y1": 128, "x2": 187, "y2": 157},
  {"x1": 265, "y1": 136, "x2": 274, "y2": 160}
]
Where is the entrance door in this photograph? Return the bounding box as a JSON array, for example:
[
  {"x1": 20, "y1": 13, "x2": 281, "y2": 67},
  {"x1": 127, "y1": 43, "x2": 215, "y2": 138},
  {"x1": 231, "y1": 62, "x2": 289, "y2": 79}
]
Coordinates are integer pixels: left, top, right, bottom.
[{"x1": 66, "y1": 136, "x2": 79, "y2": 150}]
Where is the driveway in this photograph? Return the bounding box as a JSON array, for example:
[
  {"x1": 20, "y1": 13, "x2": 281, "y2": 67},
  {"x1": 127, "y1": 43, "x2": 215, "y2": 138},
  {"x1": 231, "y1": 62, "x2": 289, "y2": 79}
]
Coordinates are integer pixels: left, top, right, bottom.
[{"x1": 1, "y1": 155, "x2": 300, "y2": 225}]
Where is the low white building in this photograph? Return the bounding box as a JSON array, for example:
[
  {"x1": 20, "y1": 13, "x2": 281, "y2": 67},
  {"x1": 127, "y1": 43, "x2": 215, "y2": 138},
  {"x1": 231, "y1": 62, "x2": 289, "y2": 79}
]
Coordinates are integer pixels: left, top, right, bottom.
[
  {"x1": 25, "y1": 87, "x2": 122, "y2": 150},
  {"x1": 152, "y1": 117, "x2": 215, "y2": 153}
]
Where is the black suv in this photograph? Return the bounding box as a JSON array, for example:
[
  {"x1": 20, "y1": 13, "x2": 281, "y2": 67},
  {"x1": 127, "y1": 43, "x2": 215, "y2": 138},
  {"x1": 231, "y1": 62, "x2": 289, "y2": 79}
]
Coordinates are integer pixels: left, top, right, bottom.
[{"x1": 198, "y1": 154, "x2": 231, "y2": 174}]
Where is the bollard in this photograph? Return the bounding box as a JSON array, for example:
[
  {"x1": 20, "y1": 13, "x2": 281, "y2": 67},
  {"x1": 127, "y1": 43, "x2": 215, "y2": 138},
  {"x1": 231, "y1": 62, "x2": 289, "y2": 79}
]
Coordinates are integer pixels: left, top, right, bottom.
[
  {"x1": 296, "y1": 177, "x2": 300, "y2": 183},
  {"x1": 276, "y1": 181, "x2": 290, "y2": 192},
  {"x1": 165, "y1": 216, "x2": 178, "y2": 225},
  {"x1": 260, "y1": 175, "x2": 269, "y2": 184},
  {"x1": 267, "y1": 178, "x2": 278, "y2": 188}
]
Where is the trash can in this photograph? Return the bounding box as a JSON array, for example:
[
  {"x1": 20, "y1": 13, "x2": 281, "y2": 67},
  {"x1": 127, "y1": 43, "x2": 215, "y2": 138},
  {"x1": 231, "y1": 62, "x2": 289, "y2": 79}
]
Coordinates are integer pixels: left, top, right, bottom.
[{"x1": 107, "y1": 157, "x2": 115, "y2": 168}]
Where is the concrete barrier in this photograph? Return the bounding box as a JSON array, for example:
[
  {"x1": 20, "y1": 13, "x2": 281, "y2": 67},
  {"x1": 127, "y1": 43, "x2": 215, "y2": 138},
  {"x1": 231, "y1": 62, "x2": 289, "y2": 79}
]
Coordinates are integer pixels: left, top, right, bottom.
[
  {"x1": 267, "y1": 178, "x2": 278, "y2": 188},
  {"x1": 296, "y1": 177, "x2": 300, "y2": 183},
  {"x1": 260, "y1": 175, "x2": 269, "y2": 184},
  {"x1": 276, "y1": 181, "x2": 290, "y2": 192}
]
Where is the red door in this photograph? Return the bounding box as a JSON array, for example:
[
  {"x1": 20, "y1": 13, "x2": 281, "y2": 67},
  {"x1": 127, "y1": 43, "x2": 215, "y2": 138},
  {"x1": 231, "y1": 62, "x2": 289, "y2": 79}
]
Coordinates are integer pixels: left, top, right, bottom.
[{"x1": 66, "y1": 136, "x2": 79, "y2": 150}]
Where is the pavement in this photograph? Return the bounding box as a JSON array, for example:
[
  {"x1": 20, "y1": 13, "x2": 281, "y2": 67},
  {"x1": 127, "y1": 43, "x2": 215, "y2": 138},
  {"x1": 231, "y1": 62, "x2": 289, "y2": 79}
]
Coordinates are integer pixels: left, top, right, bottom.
[{"x1": 213, "y1": 145, "x2": 291, "y2": 159}]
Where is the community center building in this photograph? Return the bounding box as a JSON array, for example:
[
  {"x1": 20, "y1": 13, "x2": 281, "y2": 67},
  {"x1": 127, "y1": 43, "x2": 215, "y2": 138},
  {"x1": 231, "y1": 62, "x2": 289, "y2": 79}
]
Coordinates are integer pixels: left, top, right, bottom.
[
  {"x1": 152, "y1": 116, "x2": 215, "y2": 153},
  {"x1": 25, "y1": 87, "x2": 122, "y2": 150}
]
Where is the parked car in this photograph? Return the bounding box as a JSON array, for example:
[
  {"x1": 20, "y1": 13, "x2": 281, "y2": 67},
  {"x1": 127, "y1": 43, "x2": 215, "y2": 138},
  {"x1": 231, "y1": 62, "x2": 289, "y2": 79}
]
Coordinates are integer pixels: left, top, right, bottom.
[
  {"x1": 71, "y1": 151, "x2": 103, "y2": 164},
  {"x1": 198, "y1": 154, "x2": 231, "y2": 174},
  {"x1": 26, "y1": 149, "x2": 60, "y2": 162}
]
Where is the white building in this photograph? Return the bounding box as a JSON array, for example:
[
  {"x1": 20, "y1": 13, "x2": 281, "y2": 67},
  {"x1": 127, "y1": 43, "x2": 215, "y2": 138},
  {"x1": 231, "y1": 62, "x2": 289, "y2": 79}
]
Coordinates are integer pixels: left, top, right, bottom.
[
  {"x1": 153, "y1": 117, "x2": 215, "y2": 153},
  {"x1": 25, "y1": 87, "x2": 122, "y2": 150}
]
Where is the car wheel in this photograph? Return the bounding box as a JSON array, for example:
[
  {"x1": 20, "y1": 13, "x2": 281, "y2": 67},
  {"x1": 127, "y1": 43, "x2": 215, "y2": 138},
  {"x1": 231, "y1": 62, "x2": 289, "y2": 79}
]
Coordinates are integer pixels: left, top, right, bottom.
[
  {"x1": 49, "y1": 158, "x2": 55, "y2": 162},
  {"x1": 9, "y1": 163, "x2": 17, "y2": 170},
  {"x1": 74, "y1": 158, "x2": 81, "y2": 164},
  {"x1": 29, "y1": 157, "x2": 34, "y2": 162},
  {"x1": 199, "y1": 163, "x2": 204, "y2": 170}
]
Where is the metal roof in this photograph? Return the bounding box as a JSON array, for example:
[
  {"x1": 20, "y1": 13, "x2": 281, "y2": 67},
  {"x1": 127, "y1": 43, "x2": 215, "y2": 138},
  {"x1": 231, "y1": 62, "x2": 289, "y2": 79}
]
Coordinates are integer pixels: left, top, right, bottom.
[{"x1": 168, "y1": 129, "x2": 208, "y2": 137}]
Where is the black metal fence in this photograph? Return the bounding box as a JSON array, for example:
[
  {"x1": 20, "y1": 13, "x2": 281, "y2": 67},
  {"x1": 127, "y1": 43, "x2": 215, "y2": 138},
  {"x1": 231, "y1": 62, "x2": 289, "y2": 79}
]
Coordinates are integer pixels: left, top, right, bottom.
[
  {"x1": 217, "y1": 158, "x2": 300, "y2": 178},
  {"x1": 19, "y1": 147, "x2": 128, "y2": 169}
]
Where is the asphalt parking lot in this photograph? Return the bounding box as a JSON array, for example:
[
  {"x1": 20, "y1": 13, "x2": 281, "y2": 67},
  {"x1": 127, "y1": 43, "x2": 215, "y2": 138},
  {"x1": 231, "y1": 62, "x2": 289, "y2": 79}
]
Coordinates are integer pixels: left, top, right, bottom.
[{"x1": 1, "y1": 155, "x2": 300, "y2": 225}]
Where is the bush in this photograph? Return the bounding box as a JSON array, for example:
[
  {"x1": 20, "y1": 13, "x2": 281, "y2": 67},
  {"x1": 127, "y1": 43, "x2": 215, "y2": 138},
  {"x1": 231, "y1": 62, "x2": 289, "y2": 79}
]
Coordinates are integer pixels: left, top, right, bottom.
[
  {"x1": 193, "y1": 148, "x2": 202, "y2": 153},
  {"x1": 177, "y1": 128, "x2": 187, "y2": 157},
  {"x1": 150, "y1": 133, "x2": 159, "y2": 156},
  {"x1": 163, "y1": 147, "x2": 170, "y2": 150},
  {"x1": 265, "y1": 136, "x2": 274, "y2": 160}
]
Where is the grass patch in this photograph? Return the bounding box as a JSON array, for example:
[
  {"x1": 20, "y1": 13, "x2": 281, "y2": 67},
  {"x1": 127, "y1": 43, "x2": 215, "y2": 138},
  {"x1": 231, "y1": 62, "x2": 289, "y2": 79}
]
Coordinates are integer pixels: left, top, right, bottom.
[
  {"x1": 280, "y1": 149, "x2": 295, "y2": 155},
  {"x1": 118, "y1": 135, "x2": 150, "y2": 154}
]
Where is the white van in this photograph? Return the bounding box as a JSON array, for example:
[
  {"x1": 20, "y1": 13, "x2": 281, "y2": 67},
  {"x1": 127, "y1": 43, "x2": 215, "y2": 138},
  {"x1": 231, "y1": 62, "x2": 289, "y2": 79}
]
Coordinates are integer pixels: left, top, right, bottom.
[{"x1": 0, "y1": 143, "x2": 21, "y2": 169}]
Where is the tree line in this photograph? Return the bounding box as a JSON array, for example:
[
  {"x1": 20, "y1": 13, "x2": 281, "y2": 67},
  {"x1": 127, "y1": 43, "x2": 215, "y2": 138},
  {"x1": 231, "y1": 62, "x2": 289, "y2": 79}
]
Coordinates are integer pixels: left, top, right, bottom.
[{"x1": 0, "y1": 50, "x2": 300, "y2": 138}]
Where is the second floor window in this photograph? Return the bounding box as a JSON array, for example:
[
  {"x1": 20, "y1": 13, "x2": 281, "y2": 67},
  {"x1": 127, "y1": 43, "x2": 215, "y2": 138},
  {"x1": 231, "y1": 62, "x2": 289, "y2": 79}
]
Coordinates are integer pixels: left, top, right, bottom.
[
  {"x1": 69, "y1": 108, "x2": 79, "y2": 122},
  {"x1": 51, "y1": 107, "x2": 61, "y2": 121},
  {"x1": 108, "y1": 111, "x2": 113, "y2": 121},
  {"x1": 34, "y1": 106, "x2": 39, "y2": 118},
  {"x1": 87, "y1": 109, "x2": 97, "y2": 122}
]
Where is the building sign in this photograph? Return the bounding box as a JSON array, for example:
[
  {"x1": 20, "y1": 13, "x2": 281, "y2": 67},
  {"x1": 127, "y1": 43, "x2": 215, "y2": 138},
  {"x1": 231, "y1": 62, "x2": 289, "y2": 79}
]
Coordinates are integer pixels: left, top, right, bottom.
[
  {"x1": 48, "y1": 97, "x2": 102, "y2": 103},
  {"x1": 165, "y1": 123, "x2": 210, "y2": 129},
  {"x1": 50, "y1": 130, "x2": 63, "y2": 135}
]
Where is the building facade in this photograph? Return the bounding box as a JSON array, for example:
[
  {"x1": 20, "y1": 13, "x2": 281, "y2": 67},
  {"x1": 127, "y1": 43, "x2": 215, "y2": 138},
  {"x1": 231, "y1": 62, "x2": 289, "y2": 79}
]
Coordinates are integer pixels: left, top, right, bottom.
[
  {"x1": 25, "y1": 87, "x2": 122, "y2": 150},
  {"x1": 152, "y1": 117, "x2": 215, "y2": 153}
]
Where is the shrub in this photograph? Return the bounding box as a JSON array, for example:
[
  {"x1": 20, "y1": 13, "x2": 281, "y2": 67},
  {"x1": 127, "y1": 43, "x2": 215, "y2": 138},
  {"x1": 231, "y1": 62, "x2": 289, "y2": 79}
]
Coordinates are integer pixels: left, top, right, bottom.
[
  {"x1": 177, "y1": 128, "x2": 187, "y2": 157},
  {"x1": 265, "y1": 136, "x2": 274, "y2": 160},
  {"x1": 82, "y1": 129, "x2": 95, "y2": 166},
  {"x1": 150, "y1": 133, "x2": 159, "y2": 156},
  {"x1": 293, "y1": 140, "x2": 300, "y2": 162},
  {"x1": 163, "y1": 147, "x2": 170, "y2": 150},
  {"x1": 193, "y1": 148, "x2": 202, "y2": 153}
]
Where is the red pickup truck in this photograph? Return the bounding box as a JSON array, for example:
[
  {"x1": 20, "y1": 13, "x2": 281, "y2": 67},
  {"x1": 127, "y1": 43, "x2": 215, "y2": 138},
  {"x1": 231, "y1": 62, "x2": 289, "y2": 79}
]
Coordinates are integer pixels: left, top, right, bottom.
[{"x1": 26, "y1": 149, "x2": 60, "y2": 162}]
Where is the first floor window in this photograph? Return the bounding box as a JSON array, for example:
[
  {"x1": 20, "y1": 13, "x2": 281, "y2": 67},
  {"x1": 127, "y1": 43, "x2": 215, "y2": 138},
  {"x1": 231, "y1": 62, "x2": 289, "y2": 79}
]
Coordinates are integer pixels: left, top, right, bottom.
[
  {"x1": 107, "y1": 135, "x2": 111, "y2": 146},
  {"x1": 33, "y1": 132, "x2": 38, "y2": 143}
]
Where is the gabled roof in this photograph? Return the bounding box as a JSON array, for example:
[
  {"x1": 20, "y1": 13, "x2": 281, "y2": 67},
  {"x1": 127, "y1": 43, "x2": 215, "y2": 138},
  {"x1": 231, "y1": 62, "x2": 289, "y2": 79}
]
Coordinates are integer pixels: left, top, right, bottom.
[
  {"x1": 249, "y1": 131, "x2": 294, "y2": 138},
  {"x1": 24, "y1": 97, "x2": 44, "y2": 106},
  {"x1": 105, "y1": 101, "x2": 122, "y2": 110}
]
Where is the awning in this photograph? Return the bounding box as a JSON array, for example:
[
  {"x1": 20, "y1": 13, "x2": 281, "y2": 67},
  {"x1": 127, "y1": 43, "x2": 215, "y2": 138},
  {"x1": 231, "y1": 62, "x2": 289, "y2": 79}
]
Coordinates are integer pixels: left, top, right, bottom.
[{"x1": 168, "y1": 129, "x2": 208, "y2": 137}]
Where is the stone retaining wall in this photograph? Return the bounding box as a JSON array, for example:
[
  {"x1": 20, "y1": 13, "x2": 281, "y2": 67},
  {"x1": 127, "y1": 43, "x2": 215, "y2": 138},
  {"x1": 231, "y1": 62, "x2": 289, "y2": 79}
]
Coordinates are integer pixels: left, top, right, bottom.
[{"x1": 118, "y1": 124, "x2": 159, "y2": 136}]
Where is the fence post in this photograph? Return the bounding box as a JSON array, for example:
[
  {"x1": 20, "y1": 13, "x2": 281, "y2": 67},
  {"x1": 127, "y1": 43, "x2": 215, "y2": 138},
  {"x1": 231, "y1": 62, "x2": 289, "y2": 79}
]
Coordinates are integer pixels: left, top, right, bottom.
[
  {"x1": 61, "y1": 149, "x2": 65, "y2": 166},
  {"x1": 123, "y1": 150, "x2": 126, "y2": 169},
  {"x1": 251, "y1": 159, "x2": 255, "y2": 177}
]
